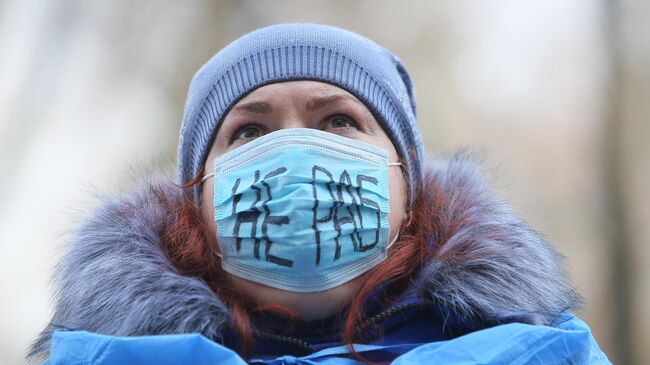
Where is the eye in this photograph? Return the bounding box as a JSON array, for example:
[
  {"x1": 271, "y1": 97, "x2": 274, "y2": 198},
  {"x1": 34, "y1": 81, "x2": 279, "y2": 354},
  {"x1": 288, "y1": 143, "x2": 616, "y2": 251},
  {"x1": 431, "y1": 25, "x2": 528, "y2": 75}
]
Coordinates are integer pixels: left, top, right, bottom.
[
  {"x1": 233, "y1": 124, "x2": 265, "y2": 142},
  {"x1": 325, "y1": 114, "x2": 359, "y2": 130}
]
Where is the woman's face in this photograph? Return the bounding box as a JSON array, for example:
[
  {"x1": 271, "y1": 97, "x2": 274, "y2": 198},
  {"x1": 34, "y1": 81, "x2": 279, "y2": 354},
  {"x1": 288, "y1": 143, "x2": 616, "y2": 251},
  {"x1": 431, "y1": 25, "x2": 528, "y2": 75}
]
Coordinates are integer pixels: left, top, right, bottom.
[{"x1": 201, "y1": 80, "x2": 407, "y2": 320}]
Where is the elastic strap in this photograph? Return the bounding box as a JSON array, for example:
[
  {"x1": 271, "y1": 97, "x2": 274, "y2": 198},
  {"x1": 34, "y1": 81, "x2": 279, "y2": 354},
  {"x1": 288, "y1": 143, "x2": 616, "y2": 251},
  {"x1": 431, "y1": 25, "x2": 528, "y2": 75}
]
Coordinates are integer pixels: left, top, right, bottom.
[
  {"x1": 201, "y1": 172, "x2": 214, "y2": 183},
  {"x1": 386, "y1": 228, "x2": 401, "y2": 251}
]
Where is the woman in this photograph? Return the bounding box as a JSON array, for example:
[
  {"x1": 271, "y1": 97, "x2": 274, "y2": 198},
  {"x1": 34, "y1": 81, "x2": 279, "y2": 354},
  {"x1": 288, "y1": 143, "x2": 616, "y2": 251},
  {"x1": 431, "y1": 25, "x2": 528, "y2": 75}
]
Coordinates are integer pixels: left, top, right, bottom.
[{"x1": 29, "y1": 23, "x2": 609, "y2": 364}]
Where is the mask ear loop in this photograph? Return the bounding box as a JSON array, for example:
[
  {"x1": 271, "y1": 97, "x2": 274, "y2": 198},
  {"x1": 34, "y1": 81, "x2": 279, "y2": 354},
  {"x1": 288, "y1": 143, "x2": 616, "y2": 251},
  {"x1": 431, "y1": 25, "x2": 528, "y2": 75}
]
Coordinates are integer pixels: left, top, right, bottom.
[
  {"x1": 386, "y1": 228, "x2": 401, "y2": 251},
  {"x1": 201, "y1": 172, "x2": 214, "y2": 183},
  {"x1": 386, "y1": 209, "x2": 415, "y2": 253}
]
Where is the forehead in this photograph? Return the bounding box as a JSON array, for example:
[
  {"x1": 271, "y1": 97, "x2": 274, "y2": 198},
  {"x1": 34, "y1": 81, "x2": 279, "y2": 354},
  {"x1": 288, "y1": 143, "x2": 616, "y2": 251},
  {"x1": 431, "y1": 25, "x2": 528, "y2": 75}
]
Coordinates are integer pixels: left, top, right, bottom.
[{"x1": 235, "y1": 80, "x2": 364, "y2": 106}]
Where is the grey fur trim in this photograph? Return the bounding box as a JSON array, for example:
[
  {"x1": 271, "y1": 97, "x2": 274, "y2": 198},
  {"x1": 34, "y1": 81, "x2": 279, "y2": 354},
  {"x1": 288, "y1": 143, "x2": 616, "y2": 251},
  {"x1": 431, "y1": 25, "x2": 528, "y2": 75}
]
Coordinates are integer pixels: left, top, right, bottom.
[
  {"x1": 419, "y1": 151, "x2": 580, "y2": 327},
  {"x1": 27, "y1": 178, "x2": 229, "y2": 362},
  {"x1": 27, "y1": 152, "x2": 579, "y2": 361}
]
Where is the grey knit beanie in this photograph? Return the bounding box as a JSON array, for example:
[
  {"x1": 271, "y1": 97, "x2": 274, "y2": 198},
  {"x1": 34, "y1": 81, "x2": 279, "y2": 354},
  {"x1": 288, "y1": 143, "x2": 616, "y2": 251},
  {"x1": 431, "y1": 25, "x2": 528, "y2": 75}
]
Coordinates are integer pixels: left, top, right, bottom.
[{"x1": 178, "y1": 23, "x2": 424, "y2": 205}]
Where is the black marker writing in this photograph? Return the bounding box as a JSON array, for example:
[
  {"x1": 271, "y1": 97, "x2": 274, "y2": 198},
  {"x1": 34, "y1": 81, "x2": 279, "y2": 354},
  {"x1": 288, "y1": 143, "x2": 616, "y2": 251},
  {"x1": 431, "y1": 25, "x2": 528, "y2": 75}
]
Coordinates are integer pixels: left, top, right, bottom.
[
  {"x1": 232, "y1": 170, "x2": 261, "y2": 254},
  {"x1": 334, "y1": 170, "x2": 360, "y2": 260},
  {"x1": 230, "y1": 165, "x2": 381, "y2": 268},
  {"x1": 312, "y1": 166, "x2": 336, "y2": 266},
  {"x1": 260, "y1": 167, "x2": 293, "y2": 267},
  {"x1": 356, "y1": 175, "x2": 380, "y2": 251}
]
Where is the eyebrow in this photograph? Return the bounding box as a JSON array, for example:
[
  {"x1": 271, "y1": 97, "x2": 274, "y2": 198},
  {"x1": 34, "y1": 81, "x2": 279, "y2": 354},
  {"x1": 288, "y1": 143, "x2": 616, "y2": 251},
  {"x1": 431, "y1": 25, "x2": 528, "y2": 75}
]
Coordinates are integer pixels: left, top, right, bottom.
[
  {"x1": 306, "y1": 94, "x2": 364, "y2": 111},
  {"x1": 232, "y1": 101, "x2": 273, "y2": 114}
]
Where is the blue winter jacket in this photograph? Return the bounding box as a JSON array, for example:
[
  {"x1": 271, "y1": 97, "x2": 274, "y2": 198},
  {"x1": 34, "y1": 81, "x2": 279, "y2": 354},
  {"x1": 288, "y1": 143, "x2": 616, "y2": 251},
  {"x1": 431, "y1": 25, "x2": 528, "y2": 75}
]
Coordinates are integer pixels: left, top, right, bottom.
[
  {"x1": 28, "y1": 154, "x2": 610, "y2": 364},
  {"x1": 44, "y1": 313, "x2": 608, "y2": 364}
]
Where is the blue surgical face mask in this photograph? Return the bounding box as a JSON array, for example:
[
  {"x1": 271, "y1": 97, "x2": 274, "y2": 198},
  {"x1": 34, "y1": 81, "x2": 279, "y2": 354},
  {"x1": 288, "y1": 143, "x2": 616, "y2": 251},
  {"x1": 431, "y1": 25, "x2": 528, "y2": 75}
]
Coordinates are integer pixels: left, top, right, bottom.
[{"x1": 202, "y1": 128, "x2": 402, "y2": 292}]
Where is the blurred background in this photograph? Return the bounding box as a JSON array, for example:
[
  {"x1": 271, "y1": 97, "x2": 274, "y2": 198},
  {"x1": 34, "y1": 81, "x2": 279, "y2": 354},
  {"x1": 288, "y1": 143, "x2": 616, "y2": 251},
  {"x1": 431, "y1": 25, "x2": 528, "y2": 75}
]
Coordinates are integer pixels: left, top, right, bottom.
[{"x1": 0, "y1": 0, "x2": 647, "y2": 364}]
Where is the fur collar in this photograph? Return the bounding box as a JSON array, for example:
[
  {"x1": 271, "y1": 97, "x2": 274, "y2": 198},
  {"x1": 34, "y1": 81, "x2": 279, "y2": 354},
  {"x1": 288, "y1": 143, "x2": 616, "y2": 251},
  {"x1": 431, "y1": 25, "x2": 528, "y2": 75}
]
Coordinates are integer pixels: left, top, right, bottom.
[{"x1": 28, "y1": 151, "x2": 578, "y2": 360}]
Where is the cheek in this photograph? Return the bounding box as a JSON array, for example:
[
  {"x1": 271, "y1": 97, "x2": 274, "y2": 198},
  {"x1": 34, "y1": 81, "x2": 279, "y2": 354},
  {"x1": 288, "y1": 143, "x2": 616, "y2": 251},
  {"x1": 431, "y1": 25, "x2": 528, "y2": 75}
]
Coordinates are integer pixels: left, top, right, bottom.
[
  {"x1": 355, "y1": 134, "x2": 407, "y2": 237},
  {"x1": 388, "y1": 164, "x2": 407, "y2": 238}
]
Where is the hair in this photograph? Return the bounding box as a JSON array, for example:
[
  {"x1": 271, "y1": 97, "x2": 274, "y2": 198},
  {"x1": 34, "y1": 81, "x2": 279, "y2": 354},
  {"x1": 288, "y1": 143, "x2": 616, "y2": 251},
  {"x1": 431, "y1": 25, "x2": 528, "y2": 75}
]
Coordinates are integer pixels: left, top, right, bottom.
[{"x1": 160, "y1": 163, "x2": 433, "y2": 362}]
